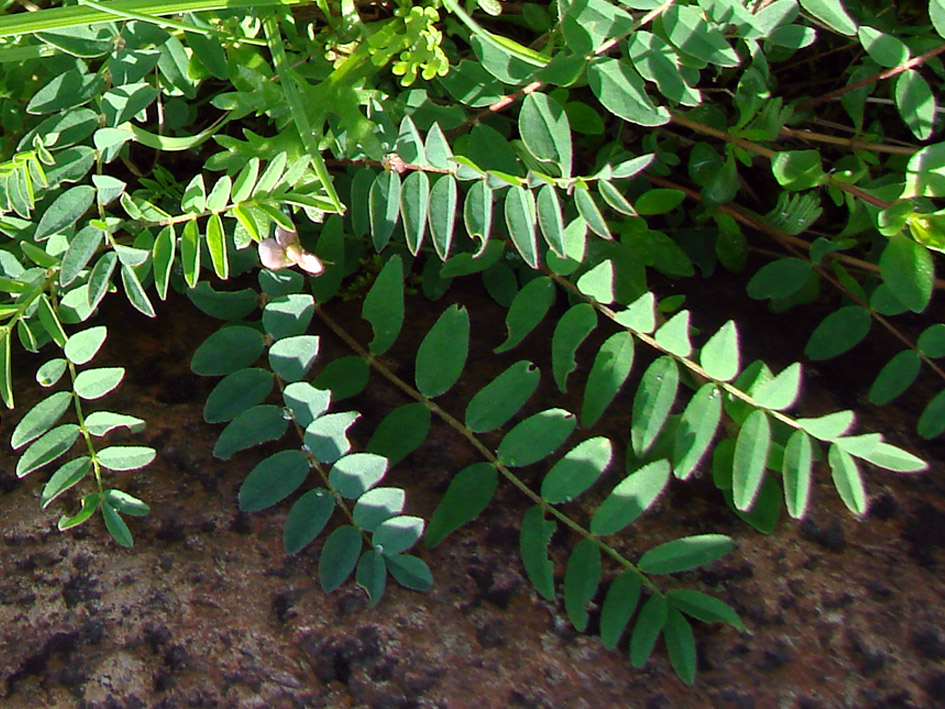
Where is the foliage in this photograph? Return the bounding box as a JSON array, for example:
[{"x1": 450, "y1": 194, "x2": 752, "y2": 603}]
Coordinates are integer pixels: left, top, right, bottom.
[{"x1": 0, "y1": 0, "x2": 942, "y2": 685}]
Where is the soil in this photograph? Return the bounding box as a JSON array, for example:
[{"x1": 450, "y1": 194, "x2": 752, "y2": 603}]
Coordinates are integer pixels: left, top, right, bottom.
[{"x1": 1, "y1": 270, "x2": 944, "y2": 709}]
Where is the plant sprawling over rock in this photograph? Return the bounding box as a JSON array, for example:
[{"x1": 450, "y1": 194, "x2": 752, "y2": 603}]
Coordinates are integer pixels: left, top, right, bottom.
[{"x1": 0, "y1": 0, "x2": 942, "y2": 684}]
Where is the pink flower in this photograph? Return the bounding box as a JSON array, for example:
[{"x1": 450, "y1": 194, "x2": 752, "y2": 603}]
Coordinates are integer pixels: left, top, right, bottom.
[{"x1": 258, "y1": 226, "x2": 324, "y2": 275}]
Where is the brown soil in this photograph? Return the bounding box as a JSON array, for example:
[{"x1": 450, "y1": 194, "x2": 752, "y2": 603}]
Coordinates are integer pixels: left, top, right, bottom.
[{"x1": 1, "y1": 274, "x2": 944, "y2": 709}]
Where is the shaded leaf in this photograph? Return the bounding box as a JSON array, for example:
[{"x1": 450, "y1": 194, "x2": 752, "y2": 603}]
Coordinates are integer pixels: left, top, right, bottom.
[
  {"x1": 564, "y1": 538, "x2": 601, "y2": 631},
  {"x1": 426, "y1": 462, "x2": 498, "y2": 547},
  {"x1": 520, "y1": 505, "x2": 556, "y2": 600},
  {"x1": 498, "y1": 408, "x2": 577, "y2": 467},
  {"x1": 631, "y1": 356, "x2": 679, "y2": 456}
]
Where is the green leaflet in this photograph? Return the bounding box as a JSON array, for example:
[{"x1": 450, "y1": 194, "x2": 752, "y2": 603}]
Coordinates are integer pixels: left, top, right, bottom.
[
  {"x1": 373, "y1": 515, "x2": 425, "y2": 556},
  {"x1": 673, "y1": 384, "x2": 723, "y2": 479},
  {"x1": 519, "y1": 92, "x2": 572, "y2": 178},
  {"x1": 385, "y1": 554, "x2": 433, "y2": 591},
  {"x1": 214, "y1": 404, "x2": 288, "y2": 460},
  {"x1": 551, "y1": 303, "x2": 597, "y2": 392},
  {"x1": 463, "y1": 179, "x2": 493, "y2": 249},
  {"x1": 653, "y1": 310, "x2": 692, "y2": 358},
  {"x1": 429, "y1": 174, "x2": 459, "y2": 260},
  {"x1": 504, "y1": 185, "x2": 538, "y2": 268},
  {"x1": 353, "y1": 487, "x2": 405, "y2": 532},
  {"x1": 869, "y1": 350, "x2": 921, "y2": 406},
  {"x1": 732, "y1": 409, "x2": 771, "y2": 511},
  {"x1": 369, "y1": 170, "x2": 401, "y2": 251},
  {"x1": 465, "y1": 360, "x2": 540, "y2": 433},
  {"x1": 74, "y1": 367, "x2": 124, "y2": 400},
  {"x1": 206, "y1": 213, "x2": 228, "y2": 279},
  {"x1": 313, "y1": 357, "x2": 370, "y2": 402},
  {"x1": 599, "y1": 571, "x2": 642, "y2": 650},
  {"x1": 574, "y1": 187, "x2": 610, "y2": 239},
  {"x1": 400, "y1": 170, "x2": 430, "y2": 255},
  {"x1": 630, "y1": 595, "x2": 667, "y2": 668},
  {"x1": 328, "y1": 453, "x2": 389, "y2": 499},
  {"x1": 590, "y1": 459, "x2": 670, "y2": 535},
  {"x1": 494, "y1": 276, "x2": 555, "y2": 353},
  {"x1": 782, "y1": 429, "x2": 813, "y2": 519},
  {"x1": 304, "y1": 411, "x2": 360, "y2": 464},
  {"x1": 498, "y1": 408, "x2": 577, "y2": 467},
  {"x1": 239, "y1": 450, "x2": 310, "y2": 512},
  {"x1": 799, "y1": 0, "x2": 857, "y2": 35},
  {"x1": 753, "y1": 362, "x2": 802, "y2": 411},
  {"x1": 181, "y1": 218, "x2": 200, "y2": 288},
  {"x1": 564, "y1": 538, "x2": 601, "y2": 632},
  {"x1": 356, "y1": 550, "x2": 387, "y2": 607},
  {"x1": 541, "y1": 437, "x2": 613, "y2": 504},
  {"x1": 366, "y1": 402, "x2": 431, "y2": 466},
  {"x1": 284, "y1": 488, "x2": 335, "y2": 554},
  {"x1": 805, "y1": 306, "x2": 871, "y2": 360},
  {"x1": 582, "y1": 331, "x2": 634, "y2": 427},
  {"x1": 638, "y1": 534, "x2": 734, "y2": 575},
  {"x1": 11, "y1": 390, "x2": 72, "y2": 449},
  {"x1": 262, "y1": 294, "x2": 314, "y2": 341},
  {"x1": 269, "y1": 335, "x2": 321, "y2": 383},
  {"x1": 42, "y1": 457, "x2": 91, "y2": 509},
  {"x1": 204, "y1": 368, "x2": 274, "y2": 423},
  {"x1": 520, "y1": 505, "x2": 556, "y2": 600},
  {"x1": 97, "y1": 445, "x2": 156, "y2": 471},
  {"x1": 828, "y1": 443, "x2": 867, "y2": 515},
  {"x1": 663, "y1": 5, "x2": 741, "y2": 66},
  {"x1": 191, "y1": 325, "x2": 265, "y2": 376},
  {"x1": 576, "y1": 259, "x2": 614, "y2": 304},
  {"x1": 16, "y1": 423, "x2": 79, "y2": 477},
  {"x1": 425, "y1": 462, "x2": 497, "y2": 547},
  {"x1": 362, "y1": 255, "x2": 404, "y2": 356},
  {"x1": 663, "y1": 609, "x2": 697, "y2": 685},
  {"x1": 880, "y1": 233, "x2": 933, "y2": 314},
  {"x1": 631, "y1": 356, "x2": 679, "y2": 456},
  {"x1": 60, "y1": 225, "x2": 103, "y2": 287},
  {"x1": 415, "y1": 304, "x2": 469, "y2": 398},
  {"x1": 152, "y1": 225, "x2": 175, "y2": 301},
  {"x1": 919, "y1": 389, "x2": 945, "y2": 439},
  {"x1": 614, "y1": 291, "x2": 656, "y2": 333},
  {"x1": 588, "y1": 57, "x2": 669, "y2": 127},
  {"x1": 666, "y1": 589, "x2": 744, "y2": 632},
  {"x1": 537, "y1": 184, "x2": 566, "y2": 257},
  {"x1": 319, "y1": 525, "x2": 362, "y2": 593}
]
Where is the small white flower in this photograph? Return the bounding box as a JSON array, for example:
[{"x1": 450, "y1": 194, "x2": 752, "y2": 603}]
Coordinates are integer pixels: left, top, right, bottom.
[{"x1": 258, "y1": 225, "x2": 325, "y2": 275}]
